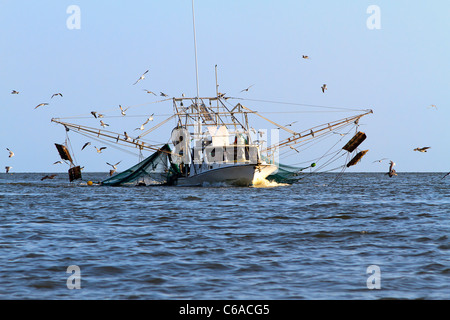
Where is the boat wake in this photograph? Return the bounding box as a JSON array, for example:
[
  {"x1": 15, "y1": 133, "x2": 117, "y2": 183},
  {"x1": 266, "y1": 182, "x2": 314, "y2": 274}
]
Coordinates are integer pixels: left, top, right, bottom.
[{"x1": 251, "y1": 177, "x2": 289, "y2": 188}]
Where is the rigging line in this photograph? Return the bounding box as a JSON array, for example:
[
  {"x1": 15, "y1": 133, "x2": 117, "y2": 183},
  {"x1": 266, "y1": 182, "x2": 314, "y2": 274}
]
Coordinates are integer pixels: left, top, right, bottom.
[
  {"x1": 74, "y1": 130, "x2": 143, "y2": 157},
  {"x1": 64, "y1": 129, "x2": 78, "y2": 166},
  {"x1": 228, "y1": 97, "x2": 370, "y2": 112},
  {"x1": 54, "y1": 99, "x2": 171, "y2": 120}
]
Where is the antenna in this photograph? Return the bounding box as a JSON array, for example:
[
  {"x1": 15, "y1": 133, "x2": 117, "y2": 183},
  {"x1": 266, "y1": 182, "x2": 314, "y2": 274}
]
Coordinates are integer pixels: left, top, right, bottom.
[{"x1": 191, "y1": 0, "x2": 200, "y2": 102}]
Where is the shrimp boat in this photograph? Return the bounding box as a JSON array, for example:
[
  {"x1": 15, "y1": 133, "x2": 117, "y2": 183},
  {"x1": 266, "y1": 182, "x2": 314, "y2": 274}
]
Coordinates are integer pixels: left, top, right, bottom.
[
  {"x1": 51, "y1": 92, "x2": 373, "y2": 187},
  {"x1": 50, "y1": 2, "x2": 373, "y2": 187}
]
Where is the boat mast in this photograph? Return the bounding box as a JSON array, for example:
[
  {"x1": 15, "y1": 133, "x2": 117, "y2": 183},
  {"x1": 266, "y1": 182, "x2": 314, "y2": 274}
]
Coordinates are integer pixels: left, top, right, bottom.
[
  {"x1": 191, "y1": 0, "x2": 202, "y2": 140},
  {"x1": 191, "y1": 0, "x2": 200, "y2": 103}
]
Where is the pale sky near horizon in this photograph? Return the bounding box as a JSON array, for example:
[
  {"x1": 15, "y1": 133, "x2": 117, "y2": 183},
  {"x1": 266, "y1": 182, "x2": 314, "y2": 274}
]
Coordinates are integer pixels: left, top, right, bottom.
[{"x1": 1, "y1": 1, "x2": 449, "y2": 173}]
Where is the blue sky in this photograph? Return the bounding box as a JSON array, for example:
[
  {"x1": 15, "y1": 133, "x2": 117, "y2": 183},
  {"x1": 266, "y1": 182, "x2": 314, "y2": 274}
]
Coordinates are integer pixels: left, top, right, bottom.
[{"x1": 1, "y1": 1, "x2": 449, "y2": 173}]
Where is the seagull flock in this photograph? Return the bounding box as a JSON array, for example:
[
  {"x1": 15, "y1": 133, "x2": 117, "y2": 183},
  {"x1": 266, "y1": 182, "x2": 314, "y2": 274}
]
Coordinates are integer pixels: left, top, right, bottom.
[{"x1": 4, "y1": 66, "x2": 447, "y2": 181}]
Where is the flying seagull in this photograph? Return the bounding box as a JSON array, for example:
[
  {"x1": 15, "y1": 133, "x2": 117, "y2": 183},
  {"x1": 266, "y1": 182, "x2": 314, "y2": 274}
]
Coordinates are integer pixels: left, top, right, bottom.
[
  {"x1": 285, "y1": 121, "x2": 298, "y2": 127},
  {"x1": 95, "y1": 146, "x2": 107, "y2": 153},
  {"x1": 240, "y1": 84, "x2": 254, "y2": 93},
  {"x1": 91, "y1": 111, "x2": 98, "y2": 118},
  {"x1": 143, "y1": 90, "x2": 157, "y2": 96},
  {"x1": 6, "y1": 148, "x2": 14, "y2": 158},
  {"x1": 35, "y1": 103, "x2": 49, "y2": 109},
  {"x1": 41, "y1": 174, "x2": 57, "y2": 181},
  {"x1": 100, "y1": 120, "x2": 109, "y2": 128},
  {"x1": 442, "y1": 172, "x2": 450, "y2": 179},
  {"x1": 106, "y1": 161, "x2": 122, "y2": 170},
  {"x1": 81, "y1": 142, "x2": 91, "y2": 150},
  {"x1": 11, "y1": 90, "x2": 19, "y2": 94},
  {"x1": 135, "y1": 114, "x2": 153, "y2": 131},
  {"x1": 51, "y1": 93, "x2": 63, "y2": 99},
  {"x1": 133, "y1": 70, "x2": 149, "y2": 85},
  {"x1": 143, "y1": 113, "x2": 154, "y2": 125},
  {"x1": 321, "y1": 84, "x2": 327, "y2": 93},
  {"x1": 119, "y1": 105, "x2": 129, "y2": 116},
  {"x1": 373, "y1": 158, "x2": 388, "y2": 163},
  {"x1": 387, "y1": 160, "x2": 397, "y2": 177},
  {"x1": 53, "y1": 161, "x2": 63, "y2": 165},
  {"x1": 302, "y1": 55, "x2": 310, "y2": 59},
  {"x1": 160, "y1": 92, "x2": 169, "y2": 97},
  {"x1": 414, "y1": 147, "x2": 430, "y2": 153},
  {"x1": 5, "y1": 166, "x2": 12, "y2": 173},
  {"x1": 427, "y1": 104, "x2": 437, "y2": 110},
  {"x1": 124, "y1": 131, "x2": 132, "y2": 141}
]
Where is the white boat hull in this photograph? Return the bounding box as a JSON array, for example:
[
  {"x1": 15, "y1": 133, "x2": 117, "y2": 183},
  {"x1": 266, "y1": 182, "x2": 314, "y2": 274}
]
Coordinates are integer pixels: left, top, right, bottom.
[{"x1": 174, "y1": 163, "x2": 278, "y2": 187}]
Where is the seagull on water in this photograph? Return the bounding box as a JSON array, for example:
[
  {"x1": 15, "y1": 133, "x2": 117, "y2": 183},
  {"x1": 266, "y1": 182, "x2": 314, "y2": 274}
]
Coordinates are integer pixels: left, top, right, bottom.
[
  {"x1": 133, "y1": 70, "x2": 149, "y2": 85},
  {"x1": 35, "y1": 103, "x2": 49, "y2": 109},
  {"x1": 6, "y1": 148, "x2": 14, "y2": 158},
  {"x1": 414, "y1": 147, "x2": 430, "y2": 152}
]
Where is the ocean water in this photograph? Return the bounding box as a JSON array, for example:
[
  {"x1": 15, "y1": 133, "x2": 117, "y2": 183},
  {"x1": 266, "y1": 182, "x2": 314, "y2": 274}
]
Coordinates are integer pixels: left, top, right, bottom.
[{"x1": 0, "y1": 172, "x2": 448, "y2": 300}]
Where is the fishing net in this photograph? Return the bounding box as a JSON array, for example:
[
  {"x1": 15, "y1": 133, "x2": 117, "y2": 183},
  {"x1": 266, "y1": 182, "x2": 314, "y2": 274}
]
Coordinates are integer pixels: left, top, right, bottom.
[
  {"x1": 101, "y1": 144, "x2": 179, "y2": 186},
  {"x1": 266, "y1": 162, "x2": 311, "y2": 184}
]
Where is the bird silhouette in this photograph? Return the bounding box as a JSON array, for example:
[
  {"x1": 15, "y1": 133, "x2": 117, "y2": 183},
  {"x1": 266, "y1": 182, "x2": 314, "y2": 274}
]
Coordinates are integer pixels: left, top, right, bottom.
[
  {"x1": 51, "y1": 93, "x2": 63, "y2": 99},
  {"x1": 133, "y1": 70, "x2": 149, "y2": 85},
  {"x1": 41, "y1": 174, "x2": 57, "y2": 181},
  {"x1": 119, "y1": 105, "x2": 129, "y2": 116},
  {"x1": 414, "y1": 147, "x2": 430, "y2": 153},
  {"x1": 106, "y1": 161, "x2": 122, "y2": 170},
  {"x1": 6, "y1": 148, "x2": 14, "y2": 158},
  {"x1": 321, "y1": 84, "x2": 327, "y2": 93},
  {"x1": 240, "y1": 85, "x2": 254, "y2": 93},
  {"x1": 5, "y1": 166, "x2": 12, "y2": 173},
  {"x1": 35, "y1": 103, "x2": 49, "y2": 109},
  {"x1": 387, "y1": 160, "x2": 397, "y2": 177},
  {"x1": 143, "y1": 90, "x2": 157, "y2": 95},
  {"x1": 11, "y1": 90, "x2": 19, "y2": 94},
  {"x1": 160, "y1": 92, "x2": 169, "y2": 97},
  {"x1": 95, "y1": 146, "x2": 107, "y2": 153},
  {"x1": 81, "y1": 142, "x2": 91, "y2": 150}
]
